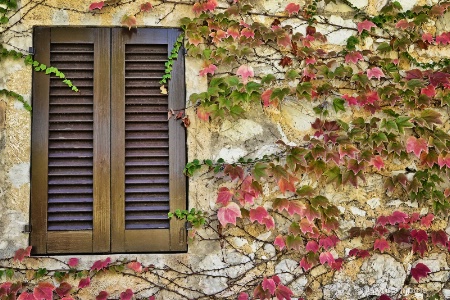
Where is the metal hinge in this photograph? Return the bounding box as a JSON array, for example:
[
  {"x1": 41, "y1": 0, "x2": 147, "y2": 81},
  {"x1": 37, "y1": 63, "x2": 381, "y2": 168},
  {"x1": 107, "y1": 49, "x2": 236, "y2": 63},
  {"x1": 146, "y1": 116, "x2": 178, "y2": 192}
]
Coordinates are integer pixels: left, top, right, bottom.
[
  {"x1": 185, "y1": 222, "x2": 192, "y2": 230},
  {"x1": 23, "y1": 225, "x2": 32, "y2": 233},
  {"x1": 28, "y1": 47, "x2": 35, "y2": 55}
]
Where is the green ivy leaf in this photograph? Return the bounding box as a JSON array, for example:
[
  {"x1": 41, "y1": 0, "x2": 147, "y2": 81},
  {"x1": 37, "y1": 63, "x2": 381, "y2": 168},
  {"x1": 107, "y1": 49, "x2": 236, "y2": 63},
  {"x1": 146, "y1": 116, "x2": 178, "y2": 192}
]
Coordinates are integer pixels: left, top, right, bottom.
[{"x1": 332, "y1": 98, "x2": 345, "y2": 113}]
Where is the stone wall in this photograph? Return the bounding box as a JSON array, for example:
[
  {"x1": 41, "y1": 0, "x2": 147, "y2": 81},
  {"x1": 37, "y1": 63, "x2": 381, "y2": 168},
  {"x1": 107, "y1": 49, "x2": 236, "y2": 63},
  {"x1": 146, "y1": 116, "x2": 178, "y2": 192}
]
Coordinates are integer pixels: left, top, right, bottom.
[{"x1": 1, "y1": 0, "x2": 450, "y2": 299}]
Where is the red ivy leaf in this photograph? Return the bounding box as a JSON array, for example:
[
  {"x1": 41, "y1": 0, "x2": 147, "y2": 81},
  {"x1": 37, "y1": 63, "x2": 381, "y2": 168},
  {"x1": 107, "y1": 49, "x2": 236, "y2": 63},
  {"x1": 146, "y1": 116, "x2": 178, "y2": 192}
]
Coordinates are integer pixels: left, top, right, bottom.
[
  {"x1": 127, "y1": 261, "x2": 143, "y2": 273},
  {"x1": 388, "y1": 211, "x2": 408, "y2": 225},
  {"x1": 431, "y1": 230, "x2": 448, "y2": 247},
  {"x1": 277, "y1": 32, "x2": 291, "y2": 48},
  {"x1": 345, "y1": 51, "x2": 363, "y2": 64},
  {"x1": 78, "y1": 277, "x2": 90, "y2": 289},
  {"x1": 140, "y1": 2, "x2": 153, "y2": 12},
  {"x1": 56, "y1": 282, "x2": 72, "y2": 297},
  {"x1": 274, "y1": 235, "x2": 286, "y2": 250},
  {"x1": 217, "y1": 202, "x2": 241, "y2": 226},
  {"x1": 14, "y1": 246, "x2": 32, "y2": 262},
  {"x1": 300, "y1": 257, "x2": 312, "y2": 271},
  {"x1": 411, "y1": 263, "x2": 431, "y2": 282},
  {"x1": 285, "y1": 3, "x2": 300, "y2": 15},
  {"x1": 374, "y1": 238, "x2": 390, "y2": 253},
  {"x1": 236, "y1": 65, "x2": 254, "y2": 83},
  {"x1": 420, "y1": 213, "x2": 434, "y2": 228},
  {"x1": 378, "y1": 295, "x2": 392, "y2": 300},
  {"x1": 241, "y1": 28, "x2": 255, "y2": 39},
  {"x1": 319, "y1": 251, "x2": 335, "y2": 266},
  {"x1": 199, "y1": 64, "x2": 217, "y2": 76},
  {"x1": 121, "y1": 15, "x2": 137, "y2": 30},
  {"x1": 89, "y1": 1, "x2": 104, "y2": 10},
  {"x1": 96, "y1": 291, "x2": 109, "y2": 300},
  {"x1": 120, "y1": 289, "x2": 134, "y2": 300},
  {"x1": 224, "y1": 164, "x2": 244, "y2": 181},
  {"x1": 279, "y1": 56, "x2": 293, "y2": 68},
  {"x1": 67, "y1": 258, "x2": 79, "y2": 268},
  {"x1": 91, "y1": 257, "x2": 111, "y2": 271},
  {"x1": 357, "y1": 20, "x2": 376, "y2": 34},
  {"x1": 33, "y1": 282, "x2": 55, "y2": 300},
  {"x1": 261, "y1": 89, "x2": 274, "y2": 107},
  {"x1": 412, "y1": 241, "x2": 428, "y2": 256},
  {"x1": 406, "y1": 136, "x2": 428, "y2": 157},
  {"x1": 204, "y1": 0, "x2": 218, "y2": 11},
  {"x1": 421, "y1": 85, "x2": 436, "y2": 98},
  {"x1": 262, "y1": 277, "x2": 276, "y2": 294},
  {"x1": 216, "y1": 187, "x2": 234, "y2": 206},
  {"x1": 192, "y1": 2, "x2": 203, "y2": 14},
  {"x1": 196, "y1": 106, "x2": 210, "y2": 121},
  {"x1": 18, "y1": 293, "x2": 36, "y2": 300},
  {"x1": 306, "y1": 241, "x2": 319, "y2": 253},
  {"x1": 370, "y1": 155, "x2": 384, "y2": 170},
  {"x1": 331, "y1": 258, "x2": 344, "y2": 271},
  {"x1": 278, "y1": 175, "x2": 298, "y2": 194},
  {"x1": 411, "y1": 229, "x2": 428, "y2": 243},
  {"x1": 367, "y1": 67, "x2": 385, "y2": 80},
  {"x1": 275, "y1": 284, "x2": 294, "y2": 300},
  {"x1": 249, "y1": 206, "x2": 269, "y2": 224},
  {"x1": 237, "y1": 292, "x2": 249, "y2": 300}
]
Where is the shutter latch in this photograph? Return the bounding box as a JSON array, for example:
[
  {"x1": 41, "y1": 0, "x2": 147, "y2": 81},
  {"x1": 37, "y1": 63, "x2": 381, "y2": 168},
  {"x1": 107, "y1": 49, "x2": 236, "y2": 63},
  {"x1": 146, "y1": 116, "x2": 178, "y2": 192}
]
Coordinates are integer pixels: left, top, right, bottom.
[
  {"x1": 23, "y1": 225, "x2": 32, "y2": 233},
  {"x1": 28, "y1": 47, "x2": 35, "y2": 55},
  {"x1": 185, "y1": 222, "x2": 192, "y2": 230}
]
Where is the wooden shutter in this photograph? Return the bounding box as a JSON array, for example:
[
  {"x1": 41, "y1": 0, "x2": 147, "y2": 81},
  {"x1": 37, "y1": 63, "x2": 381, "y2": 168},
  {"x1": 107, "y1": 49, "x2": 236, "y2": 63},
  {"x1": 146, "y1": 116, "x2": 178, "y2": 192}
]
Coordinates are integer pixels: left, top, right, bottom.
[
  {"x1": 31, "y1": 28, "x2": 111, "y2": 254},
  {"x1": 111, "y1": 28, "x2": 187, "y2": 252}
]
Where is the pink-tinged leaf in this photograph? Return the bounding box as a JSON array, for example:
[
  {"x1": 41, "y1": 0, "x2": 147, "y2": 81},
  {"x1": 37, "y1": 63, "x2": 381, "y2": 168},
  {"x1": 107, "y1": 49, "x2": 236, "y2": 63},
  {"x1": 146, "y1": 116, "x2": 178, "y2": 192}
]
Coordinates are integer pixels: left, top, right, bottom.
[
  {"x1": 412, "y1": 240, "x2": 427, "y2": 256},
  {"x1": 378, "y1": 295, "x2": 392, "y2": 300},
  {"x1": 227, "y1": 26, "x2": 240, "y2": 39},
  {"x1": 236, "y1": 65, "x2": 254, "y2": 83},
  {"x1": 199, "y1": 64, "x2": 217, "y2": 76},
  {"x1": 420, "y1": 213, "x2": 434, "y2": 227},
  {"x1": 216, "y1": 187, "x2": 234, "y2": 206},
  {"x1": 438, "y1": 154, "x2": 450, "y2": 168},
  {"x1": 33, "y1": 282, "x2": 55, "y2": 300},
  {"x1": 406, "y1": 136, "x2": 428, "y2": 157},
  {"x1": 421, "y1": 85, "x2": 436, "y2": 98},
  {"x1": 445, "y1": 188, "x2": 450, "y2": 198},
  {"x1": 91, "y1": 257, "x2": 111, "y2": 271},
  {"x1": 300, "y1": 218, "x2": 314, "y2": 234},
  {"x1": 204, "y1": 0, "x2": 218, "y2": 11},
  {"x1": 304, "y1": 205, "x2": 320, "y2": 222},
  {"x1": 339, "y1": 144, "x2": 359, "y2": 159},
  {"x1": 241, "y1": 28, "x2": 255, "y2": 39},
  {"x1": 408, "y1": 212, "x2": 420, "y2": 224},
  {"x1": 96, "y1": 291, "x2": 109, "y2": 300},
  {"x1": 196, "y1": 106, "x2": 210, "y2": 122},
  {"x1": 217, "y1": 202, "x2": 241, "y2": 226},
  {"x1": 319, "y1": 236, "x2": 338, "y2": 250},
  {"x1": 61, "y1": 297, "x2": 75, "y2": 300},
  {"x1": 422, "y1": 32, "x2": 433, "y2": 43},
  {"x1": 374, "y1": 238, "x2": 389, "y2": 253},
  {"x1": 250, "y1": 206, "x2": 269, "y2": 224},
  {"x1": 127, "y1": 261, "x2": 143, "y2": 273},
  {"x1": 262, "y1": 216, "x2": 275, "y2": 230},
  {"x1": 278, "y1": 175, "x2": 297, "y2": 194},
  {"x1": 285, "y1": 3, "x2": 300, "y2": 15},
  {"x1": 331, "y1": 258, "x2": 344, "y2": 271},
  {"x1": 431, "y1": 230, "x2": 448, "y2": 247},
  {"x1": 18, "y1": 293, "x2": 36, "y2": 300},
  {"x1": 56, "y1": 282, "x2": 72, "y2": 297},
  {"x1": 140, "y1": 2, "x2": 153, "y2": 12},
  {"x1": 253, "y1": 286, "x2": 271, "y2": 300},
  {"x1": 14, "y1": 246, "x2": 32, "y2": 262},
  {"x1": 436, "y1": 32, "x2": 450, "y2": 45},
  {"x1": 89, "y1": 1, "x2": 104, "y2": 10},
  {"x1": 411, "y1": 263, "x2": 431, "y2": 282},
  {"x1": 224, "y1": 164, "x2": 244, "y2": 181},
  {"x1": 78, "y1": 277, "x2": 90, "y2": 289},
  {"x1": 262, "y1": 277, "x2": 276, "y2": 294},
  {"x1": 277, "y1": 32, "x2": 291, "y2": 48},
  {"x1": 305, "y1": 241, "x2": 319, "y2": 253},
  {"x1": 287, "y1": 201, "x2": 305, "y2": 216},
  {"x1": 395, "y1": 19, "x2": 411, "y2": 29},
  {"x1": 367, "y1": 67, "x2": 385, "y2": 80},
  {"x1": 305, "y1": 57, "x2": 316, "y2": 65},
  {"x1": 300, "y1": 257, "x2": 312, "y2": 271},
  {"x1": 388, "y1": 211, "x2": 408, "y2": 225},
  {"x1": 68, "y1": 258, "x2": 79, "y2": 268},
  {"x1": 261, "y1": 89, "x2": 273, "y2": 107},
  {"x1": 237, "y1": 292, "x2": 249, "y2": 300},
  {"x1": 120, "y1": 289, "x2": 134, "y2": 300},
  {"x1": 274, "y1": 235, "x2": 286, "y2": 250},
  {"x1": 275, "y1": 284, "x2": 293, "y2": 300},
  {"x1": 357, "y1": 20, "x2": 376, "y2": 34},
  {"x1": 319, "y1": 252, "x2": 335, "y2": 266},
  {"x1": 342, "y1": 94, "x2": 358, "y2": 105},
  {"x1": 370, "y1": 155, "x2": 384, "y2": 170},
  {"x1": 345, "y1": 51, "x2": 363, "y2": 64},
  {"x1": 192, "y1": 2, "x2": 203, "y2": 14},
  {"x1": 121, "y1": 15, "x2": 137, "y2": 30},
  {"x1": 148, "y1": 296, "x2": 155, "y2": 300},
  {"x1": 411, "y1": 229, "x2": 428, "y2": 243}
]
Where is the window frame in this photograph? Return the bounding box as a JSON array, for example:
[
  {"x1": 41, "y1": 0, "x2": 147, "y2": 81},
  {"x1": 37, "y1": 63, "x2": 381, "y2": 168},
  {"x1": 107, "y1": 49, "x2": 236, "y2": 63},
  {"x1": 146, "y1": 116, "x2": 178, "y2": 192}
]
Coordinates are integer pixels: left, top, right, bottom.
[{"x1": 30, "y1": 27, "x2": 187, "y2": 255}]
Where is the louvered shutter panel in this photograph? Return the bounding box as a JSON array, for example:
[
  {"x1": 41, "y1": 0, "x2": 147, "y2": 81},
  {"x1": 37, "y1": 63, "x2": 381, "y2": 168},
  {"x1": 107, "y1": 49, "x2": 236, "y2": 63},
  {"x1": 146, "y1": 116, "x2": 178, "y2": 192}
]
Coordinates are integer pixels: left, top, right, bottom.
[
  {"x1": 111, "y1": 28, "x2": 186, "y2": 252},
  {"x1": 31, "y1": 28, "x2": 111, "y2": 254}
]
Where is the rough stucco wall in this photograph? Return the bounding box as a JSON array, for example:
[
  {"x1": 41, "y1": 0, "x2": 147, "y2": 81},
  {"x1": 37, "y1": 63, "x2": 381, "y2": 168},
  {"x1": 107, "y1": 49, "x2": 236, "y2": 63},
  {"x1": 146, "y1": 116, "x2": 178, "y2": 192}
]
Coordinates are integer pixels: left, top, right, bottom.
[{"x1": 1, "y1": 0, "x2": 450, "y2": 299}]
